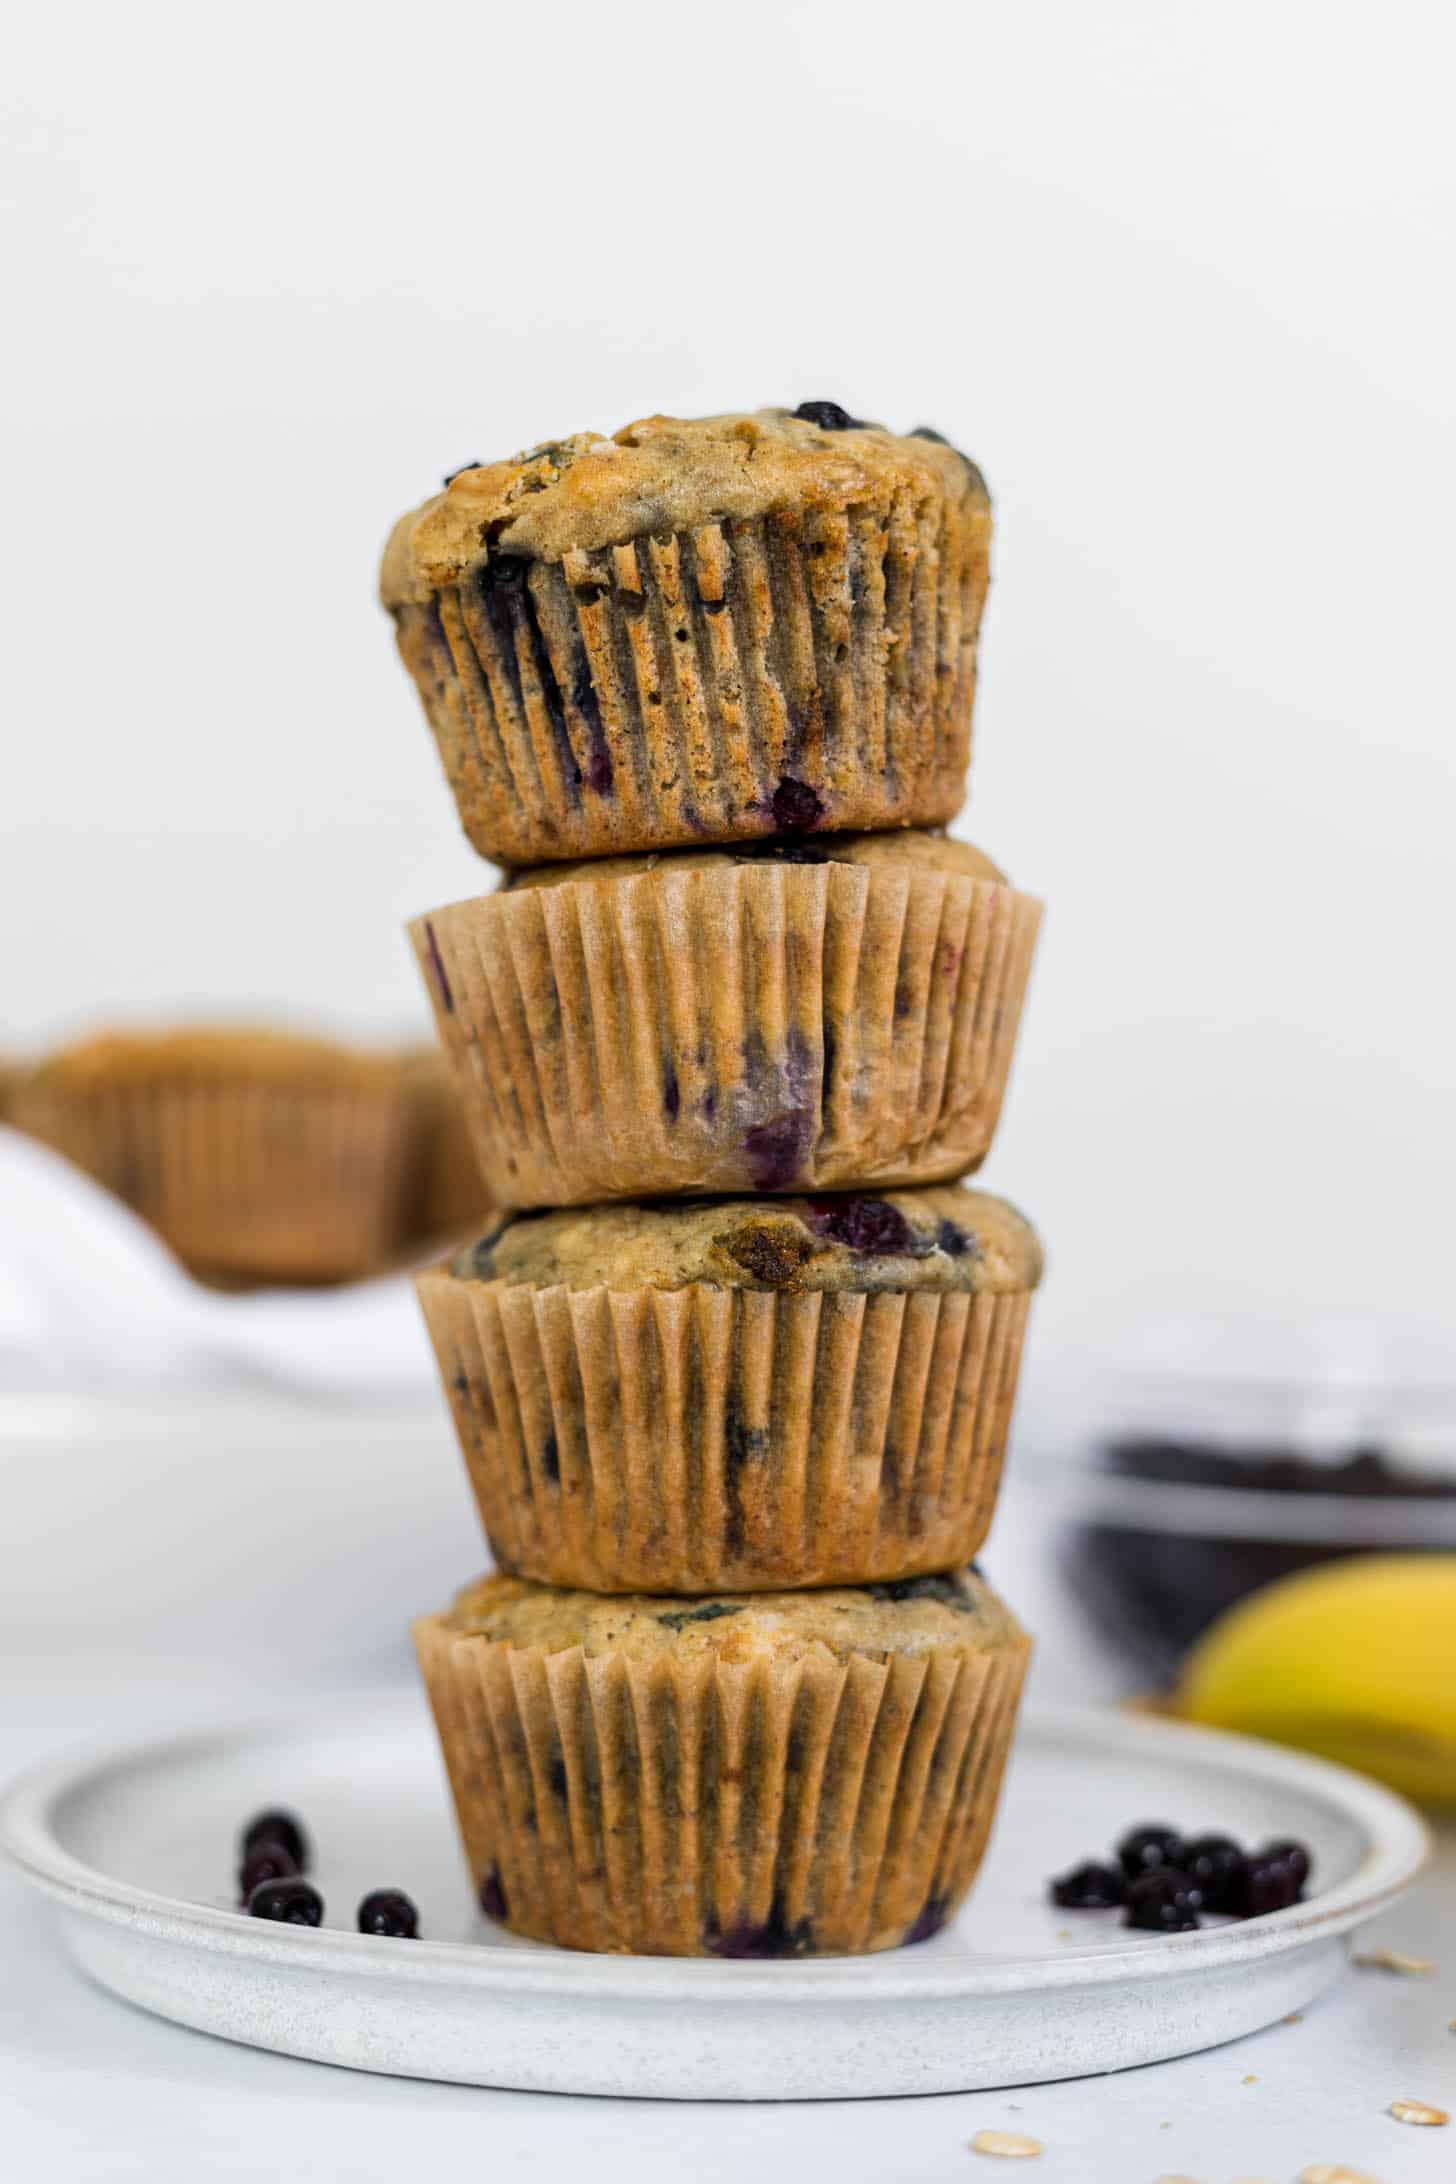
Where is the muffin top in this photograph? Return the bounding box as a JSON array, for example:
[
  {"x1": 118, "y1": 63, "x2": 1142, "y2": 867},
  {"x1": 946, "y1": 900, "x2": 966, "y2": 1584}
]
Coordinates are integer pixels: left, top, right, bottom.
[
  {"x1": 24, "y1": 1027, "x2": 406, "y2": 1093},
  {"x1": 434, "y1": 1566, "x2": 1020, "y2": 1665},
  {"x1": 452, "y1": 1184, "x2": 1041, "y2": 1296},
  {"x1": 382, "y1": 406, "x2": 989, "y2": 603},
  {"x1": 503, "y1": 828, "x2": 1006, "y2": 894}
]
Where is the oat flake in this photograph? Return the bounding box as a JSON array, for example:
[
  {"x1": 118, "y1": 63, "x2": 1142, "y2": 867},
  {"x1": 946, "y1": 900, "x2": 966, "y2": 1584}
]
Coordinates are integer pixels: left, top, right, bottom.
[
  {"x1": 969, "y1": 2131, "x2": 1043, "y2": 2159},
  {"x1": 1298, "y1": 2166, "x2": 1382, "y2": 2183},
  {"x1": 1389, "y1": 2097, "x2": 1448, "y2": 2125},
  {"x1": 1353, "y1": 1948, "x2": 1436, "y2": 1975}
]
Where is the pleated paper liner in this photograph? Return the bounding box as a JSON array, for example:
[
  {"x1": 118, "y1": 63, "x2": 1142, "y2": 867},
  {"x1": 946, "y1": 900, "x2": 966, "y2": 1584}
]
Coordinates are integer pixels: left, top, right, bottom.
[
  {"x1": 410, "y1": 853, "x2": 1041, "y2": 1209},
  {"x1": 414, "y1": 1594, "x2": 1031, "y2": 1956},
  {"x1": 14, "y1": 1077, "x2": 418, "y2": 1284},
  {"x1": 416, "y1": 1265, "x2": 1034, "y2": 1591},
  {"x1": 390, "y1": 485, "x2": 989, "y2": 866}
]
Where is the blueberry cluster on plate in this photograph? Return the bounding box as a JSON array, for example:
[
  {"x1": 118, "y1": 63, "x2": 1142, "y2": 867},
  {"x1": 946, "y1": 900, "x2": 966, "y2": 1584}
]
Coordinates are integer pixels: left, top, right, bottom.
[
  {"x1": 237, "y1": 1808, "x2": 419, "y2": 1938},
  {"x1": 1050, "y1": 1821, "x2": 1311, "y2": 1933}
]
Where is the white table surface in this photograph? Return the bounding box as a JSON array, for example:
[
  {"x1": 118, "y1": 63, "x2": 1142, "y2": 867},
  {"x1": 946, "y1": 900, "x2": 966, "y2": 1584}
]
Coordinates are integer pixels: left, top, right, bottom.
[{"x1": 3, "y1": 1644, "x2": 1452, "y2": 2184}]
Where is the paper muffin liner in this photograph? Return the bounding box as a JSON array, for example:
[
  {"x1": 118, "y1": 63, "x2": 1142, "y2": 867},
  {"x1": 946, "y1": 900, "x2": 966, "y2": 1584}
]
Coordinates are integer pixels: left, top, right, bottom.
[
  {"x1": 417, "y1": 1269, "x2": 1033, "y2": 1592},
  {"x1": 410, "y1": 855, "x2": 1041, "y2": 1209},
  {"x1": 15, "y1": 1078, "x2": 418, "y2": 1283},
  {"x1": 392, "y1": 491, "x2": 988, "y2": 866},
  {"x1": 414, "y1": 1602, "x2": 1030, "y2": 1956}
]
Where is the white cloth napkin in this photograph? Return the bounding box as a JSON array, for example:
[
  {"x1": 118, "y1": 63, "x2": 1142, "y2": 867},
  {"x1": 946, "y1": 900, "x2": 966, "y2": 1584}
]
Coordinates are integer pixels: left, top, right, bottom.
[{"x1": 0, "y1": 1128, "x2": 437, "y2": 1398}]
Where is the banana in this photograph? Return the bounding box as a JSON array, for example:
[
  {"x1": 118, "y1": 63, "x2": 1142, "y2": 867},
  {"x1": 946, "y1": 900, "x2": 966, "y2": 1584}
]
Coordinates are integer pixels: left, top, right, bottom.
[{"x1": 1174, "y1": 1554, "x2": 1456, "y2": 1808}]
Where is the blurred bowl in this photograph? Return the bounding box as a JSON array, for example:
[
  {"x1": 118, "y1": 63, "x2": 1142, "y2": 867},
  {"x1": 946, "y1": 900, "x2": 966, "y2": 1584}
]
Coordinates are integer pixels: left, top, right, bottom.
[
  {"x1": 1057, "y1": 1372, "x2": 1456, "y2": 1682},
  {"x1": 1, "y1": 1389, "x2": 481, "y2": 1672}
]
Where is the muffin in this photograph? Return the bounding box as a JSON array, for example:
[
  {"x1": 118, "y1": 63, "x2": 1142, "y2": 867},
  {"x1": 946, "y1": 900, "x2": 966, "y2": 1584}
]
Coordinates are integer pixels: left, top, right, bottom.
[
  {"x1": 414, "y1": 1564, "x2": 1030, "y2": 1956},
  {"x1": 381, "y1": 405, "x2": 992, "y2": 866},
  {"x1": 411, "y1": 829, "x2": 1040, "y2": 1209},
  {"x1": 13, "y1": 1027, "x2": 419, "y2": 1283},
  {"x1": 416, "y1": 1183, "x2": 1042, "y2": 1592},
  {"x1": 401, "y1": 1047, "x2": 495, "y2": 1245}
]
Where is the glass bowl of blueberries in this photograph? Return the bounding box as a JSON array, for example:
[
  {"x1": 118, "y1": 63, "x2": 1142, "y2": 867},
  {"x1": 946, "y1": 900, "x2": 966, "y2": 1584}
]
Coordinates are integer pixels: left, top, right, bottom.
[{"x1": 1059, "y1": 1365, "x2": 1456, "y2": 1684}]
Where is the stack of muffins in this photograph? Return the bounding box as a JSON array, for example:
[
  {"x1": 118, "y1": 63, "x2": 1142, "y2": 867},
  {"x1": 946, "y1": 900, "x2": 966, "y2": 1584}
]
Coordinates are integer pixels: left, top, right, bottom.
[{"x1": 383, "y1": 403, "x2": 1045, "y2": 1957}]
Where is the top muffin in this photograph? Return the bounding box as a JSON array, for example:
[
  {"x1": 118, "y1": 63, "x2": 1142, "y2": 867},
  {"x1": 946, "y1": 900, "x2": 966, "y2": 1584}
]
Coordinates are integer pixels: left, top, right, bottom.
[{"x1": 382, "y1": 405, "x2": 992, "y2": 867}]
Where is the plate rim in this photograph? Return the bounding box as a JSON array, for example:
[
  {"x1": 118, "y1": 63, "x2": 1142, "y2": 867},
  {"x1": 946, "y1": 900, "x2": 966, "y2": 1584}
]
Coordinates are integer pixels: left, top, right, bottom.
[{"x1": 0, "y1": 1694, "x2": 1428, "y2": 2004}]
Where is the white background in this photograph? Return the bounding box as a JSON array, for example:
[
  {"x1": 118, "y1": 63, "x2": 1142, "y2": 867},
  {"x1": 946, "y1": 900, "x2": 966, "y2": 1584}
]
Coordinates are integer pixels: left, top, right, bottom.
[
  {"x1": 4, "y1": 0, "x2": 1454, "y2": 1394},
  {"x1": 4, "y1": 16, "x2": 1456, "y2": 2173}
]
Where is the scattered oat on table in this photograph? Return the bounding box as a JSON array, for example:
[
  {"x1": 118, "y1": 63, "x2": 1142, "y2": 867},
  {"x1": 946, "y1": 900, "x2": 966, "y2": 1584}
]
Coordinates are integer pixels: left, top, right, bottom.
[
  {"x1": 1282, "y1": 2010, "x2": 1304, "y2": 2023},
  {"x1": 1353, "y1": 1948, "x2": 1436, "y2": 1975},
  {"x1": 969, "y1": 2131, "x2": 1043, "y2": 2159},
  {"x1": 1298, "y1": 2168, "x2": 1382, "y2": 2184},
  {"x1": 1388, "y1": 2097, "x2": 1448, "y2": 2126},
  {"x1": 1241, "y1": 2071, "x2": 1258, "y2": 2083}
]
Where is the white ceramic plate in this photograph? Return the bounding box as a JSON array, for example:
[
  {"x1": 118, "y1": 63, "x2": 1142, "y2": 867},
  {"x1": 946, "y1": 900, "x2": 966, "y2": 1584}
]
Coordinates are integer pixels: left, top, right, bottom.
[{"x1": 1, "y1": 1690, "x2": 1426, "y2": 2100}]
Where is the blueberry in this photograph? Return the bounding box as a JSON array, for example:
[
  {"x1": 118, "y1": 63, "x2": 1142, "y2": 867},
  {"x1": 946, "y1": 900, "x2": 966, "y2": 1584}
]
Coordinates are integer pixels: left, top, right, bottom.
[
  {"x1": 357, "y1": 1889, "x2": 419, "y2": 1938},
  {"x1": 903, "y1": 1895, "x2": 950, "y2": 1944},
  {"x1": 791, "y1": 401, "x2": 864, "y2": 432},
  {"x1": 705, "y1": 1902, "x2": 814, "y2": 1957},
  {"x1": 247, "y1": 1877, "x2": 324, "y2": 1926},
  {"x1": 936, "y1": 1218, "x2": 976, "y2": 1258},
  {"x1": 1259, "y1": 1837, "x2": 1311, "y2": 1888},
  {"x1": 1123, "y1": 1870, "x2": 1201, "y2": 1933},
  {"x1": 742, "y1": 1113, "x2": 812, "y2": 1192},
  {"x1": 769, "y1": 775, "x2": 825, "y2": 833},
  {"x1": 479, "y1": 1867, "x2": 509, "y2": 1923},
  {"x1": 241, "y1": 1809, "x2": 310, "y2": 1873},
  {"x1": 1234, "y1": 1844, "x2": 1308, "y2": 1918},
  {"x1": 1179, "y1": 1834, "x2": 1246, "y2": 1914},
  {"x1": 1050, "y1": 1860, "x2": 1124, "y2": 1910},
  {"x1": 806, "y1": 1196, "x2": 918, "y2": 1257},
  {"x1": 1116, "y1": 1823, "x2": 1186, "y2": 1880},
  {"x1": 585, "y1": 744, "x2": 614, "y2": 795},
  {"x1": 237, "y1": 1840, "x2": 298, "y2": 1904}
]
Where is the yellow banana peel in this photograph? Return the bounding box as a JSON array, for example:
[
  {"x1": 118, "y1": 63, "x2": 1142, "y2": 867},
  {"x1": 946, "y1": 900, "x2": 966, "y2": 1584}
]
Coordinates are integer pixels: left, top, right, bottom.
[{"x1": 1174, "y1": 1554, "x2": 1456, "y2": 1807}]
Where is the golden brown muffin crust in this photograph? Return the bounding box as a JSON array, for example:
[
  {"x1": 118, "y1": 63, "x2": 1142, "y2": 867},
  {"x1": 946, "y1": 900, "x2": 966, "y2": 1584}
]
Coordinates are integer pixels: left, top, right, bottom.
[
  {"x1": 454, "y1": 1183, "x2": 1041, "y2": 1295},
  {"x1": 381, "y1": 408, "x2": 988, "y2": 602},
  {"x1": 438, "y1": 1566, "x2": 1018, "y2": 1664}
]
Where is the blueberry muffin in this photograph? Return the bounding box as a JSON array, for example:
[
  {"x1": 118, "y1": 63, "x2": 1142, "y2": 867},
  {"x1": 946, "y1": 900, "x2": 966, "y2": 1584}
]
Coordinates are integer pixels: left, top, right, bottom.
[
  {"x1": 415, "y1": 1563, "x2": 1030, "y2": 1955},
  {"x1": 381, "y1": 405, "x2": 992, "y2": 866},
  {"x1": 14, "y1": 1027, "x2": 419, "y2": 1284},
  {"x1": 415, "y1": 1182, "x2": 1042, "y2": 1592},
  {"x1": 411, "y1": 828, "x2": 1040, "y2": 1208}
]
